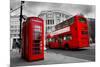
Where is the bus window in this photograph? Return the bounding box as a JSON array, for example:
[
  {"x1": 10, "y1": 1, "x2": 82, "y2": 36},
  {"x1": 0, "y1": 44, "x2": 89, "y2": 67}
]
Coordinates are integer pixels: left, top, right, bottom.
[
  {"x1": 48, "y1": 38, "x2": 54, "y2": 42},
  {"x1": 64, "y1": 35, "x2": 72, "y2": 40},
  {"x1": 79, "y1": 18, "x2": 86, "y2": 23},
  {"x1": 68, "y1": 17, "x2": 74, "y2": 24},
  {"x1": 63, "y1": 21, "x2": 69, "y2": 27},
  {"x1": 55, "y1": 17, "x2": 74, "y2": 30},
  {"x1": 53, "y1": 38, "x2": 55, "y2": 42},
  {"x1": 48, "y1": 38, "x2": 52, "y2": 42},
  {"x1": 58, "y1": 36, "x2": 63, "y2": 44}
]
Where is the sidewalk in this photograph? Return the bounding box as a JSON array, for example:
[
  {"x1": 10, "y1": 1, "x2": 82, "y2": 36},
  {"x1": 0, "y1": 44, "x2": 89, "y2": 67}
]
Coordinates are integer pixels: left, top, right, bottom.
[
  {"x1": 11, "y1": 49, "x2": 89, "y2": 67},
  {"x1": 33, "y1": 51, "x2": 89, "y2": 65},
  {"x1": 90, "y1": 43, "x2": 95, "y2": 46}
]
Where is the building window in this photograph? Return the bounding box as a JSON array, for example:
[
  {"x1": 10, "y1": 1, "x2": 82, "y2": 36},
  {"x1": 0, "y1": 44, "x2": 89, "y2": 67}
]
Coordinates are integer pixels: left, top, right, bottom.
[
  {"x1": 47, "y1": 26, "x2": 52, "y2": 30},
  {"x1": 48, "y1": 26, "x2": 49, "y2": 30},
  {"x1": 11, "y1": 26, "x2": 13, "y2": 28},
  {"x1": 46, "y1": 20, "x2": 48, "y2": 24},
  {"x1": 66, "y1": 15, "x2": 69, "y2": 18},
  {"x1": 47, "y1": 14, "x2": 52, "y2": 18},
  {"x1": 57, "y1": 19, "x2": 60, "y2": 23},
  {"x1": 50, "y1": 26, "x2": 52, "y2": 30},
  {"x1": 50, "y1": 20, "x2": 52, "y2": 24},
  {"x1": 47, "y1": 20, "x2": 54, "y2": 25},
  {"x1": 55, "y1": 12, "x2": 60, "y2": 17},
  {"x1": 48, "y1": 20, "x2": 49, "y2": 25},
  {"x1": 49, "y1": 20, "x2": 51, "y2": 24},
  {"x1": 62, "y1": 14, "x2": 64, "y2": 17},
  {"x1": 53, "y1": 20, "x2": 54, "y2": 24}
]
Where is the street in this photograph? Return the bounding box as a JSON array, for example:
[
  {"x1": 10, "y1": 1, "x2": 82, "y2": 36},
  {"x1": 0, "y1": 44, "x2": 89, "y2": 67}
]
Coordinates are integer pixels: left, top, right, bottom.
[
  {"x1": 46, "y1": 44, "x2": 95, "y2": 61},
  {"x1": 10, "y1": 44, "x2": 95, "y2": 67}
]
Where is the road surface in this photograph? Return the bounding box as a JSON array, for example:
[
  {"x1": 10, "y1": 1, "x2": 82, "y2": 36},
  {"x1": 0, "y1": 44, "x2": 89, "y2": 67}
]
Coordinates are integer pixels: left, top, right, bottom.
[{"x1": 10, "y1": 44, "x2": 95, "y2": 67}]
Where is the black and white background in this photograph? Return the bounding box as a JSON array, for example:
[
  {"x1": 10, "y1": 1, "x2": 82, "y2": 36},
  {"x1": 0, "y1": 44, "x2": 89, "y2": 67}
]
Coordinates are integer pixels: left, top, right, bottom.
[{"x1": 0, "y1": 0, "x2": 99, "y2": 67}]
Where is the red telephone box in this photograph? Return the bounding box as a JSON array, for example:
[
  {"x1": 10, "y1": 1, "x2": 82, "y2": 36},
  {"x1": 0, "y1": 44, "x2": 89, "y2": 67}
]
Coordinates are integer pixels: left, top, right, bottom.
[{"x1": 22, "y1": 17, "x2": 44, "y2": 61}]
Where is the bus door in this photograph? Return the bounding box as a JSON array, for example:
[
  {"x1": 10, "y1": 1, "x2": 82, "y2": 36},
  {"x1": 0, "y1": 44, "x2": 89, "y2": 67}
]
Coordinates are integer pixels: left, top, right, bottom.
[{"x1": 58, "y1": 36, "x2": 63, "y2": 48}]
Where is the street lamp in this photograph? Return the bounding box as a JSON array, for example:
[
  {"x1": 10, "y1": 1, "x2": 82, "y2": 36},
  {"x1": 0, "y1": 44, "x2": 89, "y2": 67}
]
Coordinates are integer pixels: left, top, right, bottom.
[{"x1": 19, "y1": 1, "x2": 24, "y2": 46}]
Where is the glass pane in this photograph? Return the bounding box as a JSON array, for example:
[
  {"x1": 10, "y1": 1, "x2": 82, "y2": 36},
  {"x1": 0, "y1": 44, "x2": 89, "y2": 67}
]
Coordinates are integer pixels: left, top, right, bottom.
[
  {"x1": 55, "y1": 18, "x2": 74, "y2": 30},
  {"x1": 79, "y1": 18, "x2": 86, "y2": 22},
  {"x1": 34, "y1": 25, "x2": 41, "y2": 29},
  {"x1": 32, "y1": 25, "x2": 42, "y2": 55},
  {"x1": 33, "y1": 28, "x2": 41, "y2": 40},
  {"x1": 32, "y1": 48, "x2": 41, "y2": 54},
  {"x1": 64, "y1": 34, "x2": 72, "y2": 41},
  {"x1": 58, "y1": 36, "x2": 63, "y2": 44},
  {"x1": 48, "y1": 38, "x2": 52, "y2": 42},
  {"x1": 68, "y1": 17, "x2": 74, "y2": 23}
]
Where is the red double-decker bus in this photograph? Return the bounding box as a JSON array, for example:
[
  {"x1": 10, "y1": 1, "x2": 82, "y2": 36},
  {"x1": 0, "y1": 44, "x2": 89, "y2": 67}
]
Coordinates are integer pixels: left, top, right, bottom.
[{"x1": 46, "y1": 15, "x2": 89, "y2": 49}]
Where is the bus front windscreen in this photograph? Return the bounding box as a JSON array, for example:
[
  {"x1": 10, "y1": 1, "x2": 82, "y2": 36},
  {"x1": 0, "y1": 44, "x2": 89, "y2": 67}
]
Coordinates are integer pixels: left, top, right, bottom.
[{"x1": 79, "y1": 18, "x2": 86, "y2": 23}]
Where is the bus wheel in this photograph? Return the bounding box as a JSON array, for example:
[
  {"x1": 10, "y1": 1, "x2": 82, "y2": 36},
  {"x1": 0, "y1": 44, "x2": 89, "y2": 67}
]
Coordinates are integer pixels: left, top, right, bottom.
[{"x1": 64, "y1": 44, "x2": 69, "y2": 50}]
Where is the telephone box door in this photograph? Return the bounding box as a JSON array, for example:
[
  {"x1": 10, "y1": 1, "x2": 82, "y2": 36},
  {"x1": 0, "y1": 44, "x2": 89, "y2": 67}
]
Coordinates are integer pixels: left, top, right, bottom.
[{"x1": 31, "y1": 21, "x2": 44, "y2": 60}]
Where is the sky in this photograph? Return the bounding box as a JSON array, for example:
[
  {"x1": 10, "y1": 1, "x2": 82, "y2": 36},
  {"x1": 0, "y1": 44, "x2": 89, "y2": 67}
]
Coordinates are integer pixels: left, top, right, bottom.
[{"x1": 10, "y1": 0, "x2": 95, "y2": 18}]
